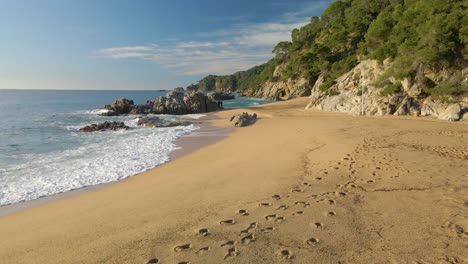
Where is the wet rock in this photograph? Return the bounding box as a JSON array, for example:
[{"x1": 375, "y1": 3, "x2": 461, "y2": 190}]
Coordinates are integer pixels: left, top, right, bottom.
[
  {"x1": 79, "y1": 122, "x2": 129, "y2": 132},
  {"x1": 230, "y1": 112, "x2": 257, "y2": 127},
  {"x1": 137, "y1": 116, "x2": 192, "y2": 128},
  {"x1": 102, "y1": 91, "x2": 220, "y2": 116},
  {"x1": 103, "y1": 98, "x2": 134, "y2": 116}
]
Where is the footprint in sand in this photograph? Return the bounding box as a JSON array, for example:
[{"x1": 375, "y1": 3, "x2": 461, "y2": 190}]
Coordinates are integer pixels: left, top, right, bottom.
[
  {"x1": 327, "y1": 211, "x2": 336, "y2": 216},
  {"x1": 174, "y1": 244, "x2": 192, "y2": 252},
  {"x1": 198, "y1": 228, "x2": 210, "y2": 237},
  {"x1": 147, "y1": 258, "x2": 159, "y2": 264},
  {"x1": 238, "y1": 209, "x2": 249, "y2": 216},
  {"x1": 313, "y1": 222, "x2": 324, "y2": 229},
  {"x1": 306, "y1": 238, "x2": 320, "y2": 245},
  {"x1": 224, "y1": 247, "x2": 239, "y2": 260},
  {"x1": 241, "y1": 233, "x2": 255, "y2": 244},
  {"x1": 178, "y1": 262, "x2": 190, "y2": 264},
  {"x1": 315, "y1": 177, "x2": 322, "y2": 181},
  {"x1": 259, "y1": 202, "x2": 272, "y2": 207},
  {"x1": 295, "y1": 201, "x2": 311, "y2": 208},
  {"x1": 249, "y1": 222, "x2": 258, "y2": 228},
  {"x1": 338, "y1": 191, "x2": 347, "y2": 196},
  {"x1": 276, "y1": 205, "x2": 289, "y2": 210},
  {"x1": 240, "y1": 222, "x2": 258, "y2": 234},
  {"x1": 196, "y1": 246, "x2": 211, "y2": 255},
  {"x1": 279, "y1": 249, "x2": 293, "y2": 259},
  {"x1": 272, "y1": 194, "x2": 282, "y2": 200},
  {"x1": 328, "y1": 199, "x2": 336, "y2": 205},
  {"x1": 221, "y1": 240, "x2": 236, "y2": 247},
  {"x1": 292, "y1": 188, "x2": 304, "y2": 193},
  {"x1": 265, "y1": 214, "x2": 278, "y2": 220},
  {"x1": 293, "y1": 211, "x2": 304, "y2": 216},
  {"x1": 260, "y1": 227, "x2": 275, "y2": 233},
  {"x1": 275, "y1": 216, "x2": 286, "y2": 223},
  {"x1": 220, "y1": 219, "x2": 236, "y2": 225}
]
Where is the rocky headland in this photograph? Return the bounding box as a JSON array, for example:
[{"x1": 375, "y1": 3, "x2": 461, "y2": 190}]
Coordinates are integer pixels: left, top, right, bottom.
[
  {"x1": 102, "y1": 91, "x2": 220, "y2": 116},
  {"x1": 184, "y1": 0, "x2": 467, "y2": 121}
]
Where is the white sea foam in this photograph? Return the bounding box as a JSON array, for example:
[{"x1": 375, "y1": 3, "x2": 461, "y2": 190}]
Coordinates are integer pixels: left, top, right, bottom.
[
  {"x1": 184, "y1": 114, "x2": 206, "y2": 119},
  {"x1": 81, "y1": 108, "x2": 110, "y2": 115},
  {"x1": 0, "y1": 125, "x2": 198, "y2": 206}
]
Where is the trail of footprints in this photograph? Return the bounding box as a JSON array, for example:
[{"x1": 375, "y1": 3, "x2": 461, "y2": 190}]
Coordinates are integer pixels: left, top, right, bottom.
[
  {"x1": 146, "y1": 153, "x2": 363, "y2": 263},
  {"x1": 145, "y1": 134, "x2": 464, "y2": 263}
]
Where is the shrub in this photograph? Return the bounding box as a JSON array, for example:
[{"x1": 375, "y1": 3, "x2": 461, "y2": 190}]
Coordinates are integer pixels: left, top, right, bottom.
[{"x1": 380, "y1": 83, "x2": 402, "y2": 96}]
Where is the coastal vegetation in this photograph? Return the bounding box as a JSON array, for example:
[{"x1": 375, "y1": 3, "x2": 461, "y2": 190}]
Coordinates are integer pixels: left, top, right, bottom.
[{"x1": 191, "y1": 0, "x2": 467, "y2": 97}]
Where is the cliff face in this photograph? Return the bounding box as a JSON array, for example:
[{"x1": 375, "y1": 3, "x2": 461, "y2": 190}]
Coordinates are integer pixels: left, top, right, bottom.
[
  {"x1": 243, "y1": 65, "x2": 311, "y2": 100},
  {"x1": 305, "y1": 60, "x2": 468, "y2": 121}
]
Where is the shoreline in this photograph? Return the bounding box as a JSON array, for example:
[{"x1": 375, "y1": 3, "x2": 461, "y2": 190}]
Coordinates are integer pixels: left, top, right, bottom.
[
  {"x1": 0, "y1": 98, "x2": 466, "y2": 263},
  {"x1": 0, "y1": 112, "x2": 233, "y2": 218}
]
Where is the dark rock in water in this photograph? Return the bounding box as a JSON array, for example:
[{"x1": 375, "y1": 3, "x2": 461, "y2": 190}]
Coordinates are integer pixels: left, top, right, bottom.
[
  {"x1": 230, "y1": 112, "x2": 257, "y2": 127},
  {"x1": 79, "y1": 121, "x2": 129, "y2": 132},
  {"x1": 137, "y1": 116, "x2": 192, "y2": 128},
  {"x1": 208, "y1": 91, "x2": 235, "y2": 101},
  {"x1": 101, "y1": 91, "x2": 219, "y2": 116},
  {"x1": 103, "y1": 98, "x2": 134, "y2": 116}
]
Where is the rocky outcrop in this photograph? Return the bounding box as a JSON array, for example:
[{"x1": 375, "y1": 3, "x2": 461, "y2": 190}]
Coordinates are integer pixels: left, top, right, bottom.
[
  {"x1": 79, "y1": 122, "x2": 129, "y2": 132},
  {"x1": 102, "y1": 91, "x2": 220, "y2": 116},
  {"x1": 207, "y1": 91, "x2": 235, "y2": 101},
  {"x1": 245, "y1": 65, "x2": 311, "y2": 100},
  {"x1": 306, "y1": 60, "x2": 468, "y2": 121},
  {"x1": 249, "y1": 77, "x2": 311, "y2": 100},
  {"x1": 137, "y1": 116, "x2": 192, "y2": 128},
  {"x1": 103, "y1": 98, "x2": 134, "y2": 116},
  {"x1": 230, "y1": 112, "x2": 257, "y2": 127}
]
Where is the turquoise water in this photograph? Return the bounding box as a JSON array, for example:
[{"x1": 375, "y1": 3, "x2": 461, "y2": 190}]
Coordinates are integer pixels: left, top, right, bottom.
[{"x1": 0, "y1": 89, "x2": 270, "y2": 206}]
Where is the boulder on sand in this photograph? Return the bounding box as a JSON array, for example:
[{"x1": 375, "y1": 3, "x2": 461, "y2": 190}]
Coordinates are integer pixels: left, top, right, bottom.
[
  {"x1": 229, "y1": 112, "x2": 257, "y2": 127},
  {"x1": 79, "y1": 122, "x2": 129, "y2": 132}
]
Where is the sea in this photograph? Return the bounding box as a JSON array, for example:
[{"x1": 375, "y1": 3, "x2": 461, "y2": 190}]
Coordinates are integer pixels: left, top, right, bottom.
[{"x1": 0, "y1": 89, "x2": 271, "y2": 207}]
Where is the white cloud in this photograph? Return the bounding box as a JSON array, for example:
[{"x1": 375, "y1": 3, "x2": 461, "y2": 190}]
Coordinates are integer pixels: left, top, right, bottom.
[{"x1": 94, "y1": 1, "x2": 330, "y2": 76}]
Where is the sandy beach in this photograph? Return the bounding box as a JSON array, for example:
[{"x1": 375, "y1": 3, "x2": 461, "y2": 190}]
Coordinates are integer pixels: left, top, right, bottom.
[{"x1": 0, "y1": 98, "x2": 467, "y2": 263}]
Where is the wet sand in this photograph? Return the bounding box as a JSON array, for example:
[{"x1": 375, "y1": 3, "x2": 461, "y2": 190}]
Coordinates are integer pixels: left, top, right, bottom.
[{"x1": 0, "y1": 115, "x2": 230, "y2": 218}]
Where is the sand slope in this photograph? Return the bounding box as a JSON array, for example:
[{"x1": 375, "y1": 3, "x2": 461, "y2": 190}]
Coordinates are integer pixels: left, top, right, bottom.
[{"x1": 0, "y1": 98, "x2": 467, "y2": 263}]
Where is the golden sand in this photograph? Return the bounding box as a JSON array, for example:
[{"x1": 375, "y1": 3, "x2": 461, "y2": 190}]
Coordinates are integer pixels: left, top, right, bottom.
[{"x1": 0, "y1": 98, "x2": 467, "y2": 263}]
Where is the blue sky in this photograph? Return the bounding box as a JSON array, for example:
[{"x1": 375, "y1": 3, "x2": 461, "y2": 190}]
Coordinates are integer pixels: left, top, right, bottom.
[{"x1": 0, "y1": 0, "x2": 332, "y2": 90}]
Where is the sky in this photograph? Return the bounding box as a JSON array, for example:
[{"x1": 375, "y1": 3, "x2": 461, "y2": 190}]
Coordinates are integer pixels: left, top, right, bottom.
[{"x1": 0, "y1": 0, "x2": 332, "y2": 90}]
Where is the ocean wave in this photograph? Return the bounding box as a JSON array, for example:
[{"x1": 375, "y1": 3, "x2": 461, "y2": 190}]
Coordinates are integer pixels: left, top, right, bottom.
[
  {"x1": 0, "y1": 125, "x2": 199, "y2": 206},
  {"x1": 184, "y1": 114, "x2": 206, "y2": 119},
  {"x1": 82, "y1": 108, "x2": 110, "y2": 115}
]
